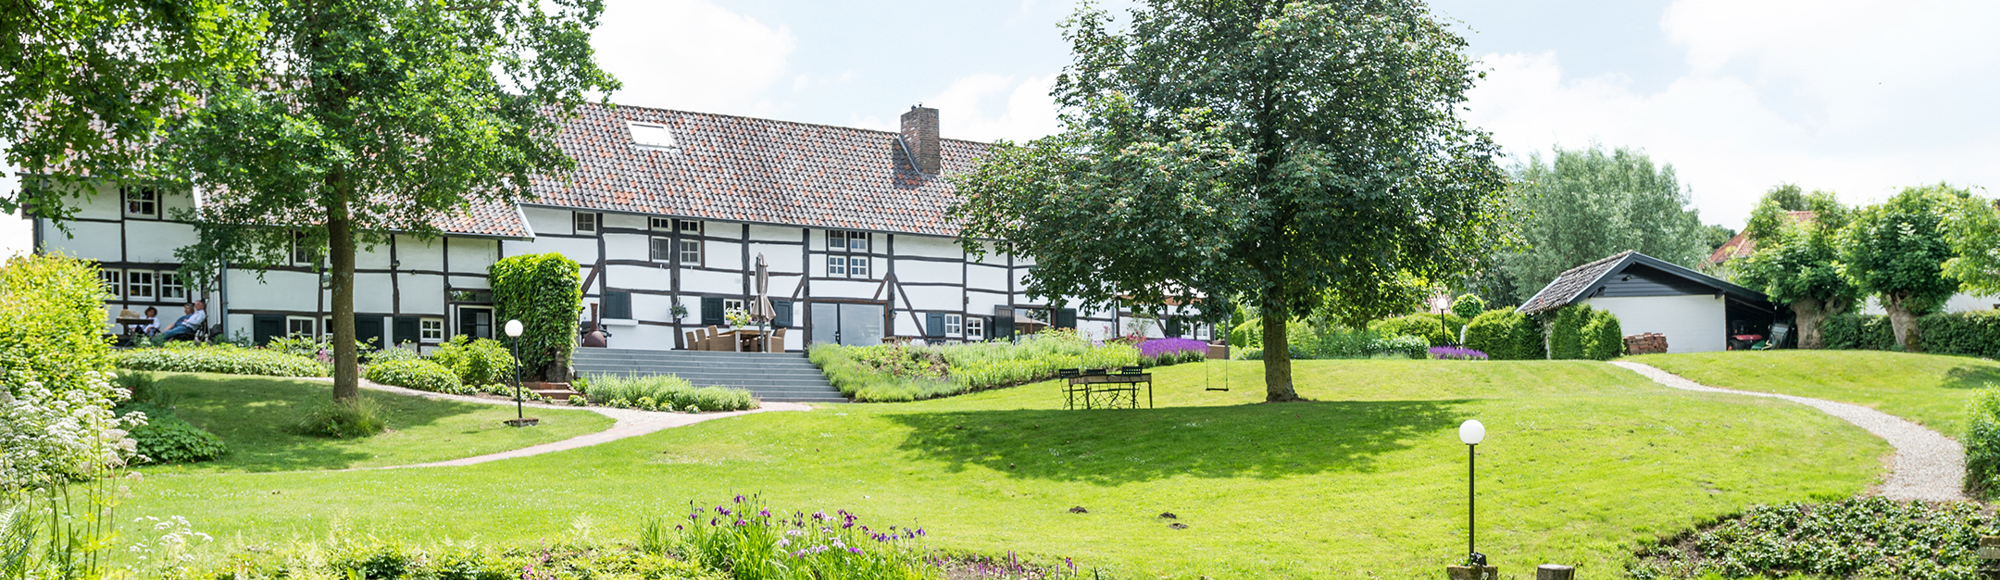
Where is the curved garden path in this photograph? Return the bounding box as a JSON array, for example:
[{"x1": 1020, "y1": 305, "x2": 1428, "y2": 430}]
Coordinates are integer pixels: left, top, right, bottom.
[
  {"x1": 349, "y1": 379, "x2": 812, "y2": 469},
  {"x1": 1610, "y1": 361, "x2": 1965, "y2": 502}
]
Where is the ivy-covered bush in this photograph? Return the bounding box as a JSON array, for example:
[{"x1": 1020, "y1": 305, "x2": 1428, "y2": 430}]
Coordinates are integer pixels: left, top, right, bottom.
[
  {"x1": 1629, "y1": 497, "x2": 1996, "y2": 579},
  {"x1": 0, "y1": 253, "x2": 137, "y2": 490},
  {"x1": 1965, "y1": 388, "x2": 2000, "y2": 497},
  {"x1": 116, "y1": 343, "x2": 330, "y2": 377},
  {"x1": 1464, "y1": 309, "x2": 1544, "y2": 360},
  {"x1": 366, "y1": 359, "x2": 465, "y2": 394},
  {"x1": 1580, "y1": 309, "x2": 1625, "y2": 360},
  {"x1": 427, "y1": 335, "x2": 516, "y2": 388},
  {"x1": 1371, "y1": 315, "x2": 1450, "y2": 347},
  {"x1": 490, "y1": 253, "x2": 581, "y2": 381},
  {"x1": 1822, "y1": 313, "x2": 1894, "y2": 351}
]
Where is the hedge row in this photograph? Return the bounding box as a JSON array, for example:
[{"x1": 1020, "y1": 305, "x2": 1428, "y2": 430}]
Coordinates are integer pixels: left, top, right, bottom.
[
  {"x1": 115, "y1": 344, "x2": 330, "y2": 377},
  {"x1": 1370, "y1": 313, "x2": 1466, "y2": 347},
  {"x1": 1464, "y1": 309, "x2": 1544, "y2": 360},
  {"x1": 365, "y1": 359, "x2": 465, "y2": 394},
  {"x1": 1549, "y1": 305, "x2": 1623, "y2": 360},
  {"x1": 1824, "y1": 311, "x2": 2000, "y2": 358}
]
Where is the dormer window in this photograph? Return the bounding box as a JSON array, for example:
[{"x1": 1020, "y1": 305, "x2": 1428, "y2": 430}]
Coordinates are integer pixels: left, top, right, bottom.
[{"x1": 628, "y1": 122, "x2": 677, "y2": 150}]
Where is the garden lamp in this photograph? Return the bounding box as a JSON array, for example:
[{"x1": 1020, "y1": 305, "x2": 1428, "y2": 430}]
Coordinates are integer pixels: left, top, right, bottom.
[
  {"x1": 1459, "y1": 419, "x2": 1486, "y2": 566},
  {"x1": 505, "y1": 319, "x2": 524, "y2": 423}
]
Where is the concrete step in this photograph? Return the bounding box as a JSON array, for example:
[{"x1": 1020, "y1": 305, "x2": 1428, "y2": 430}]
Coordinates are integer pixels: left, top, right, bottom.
[{"x1": 572, "y1": 347, "x2": 844, "y2": 403}]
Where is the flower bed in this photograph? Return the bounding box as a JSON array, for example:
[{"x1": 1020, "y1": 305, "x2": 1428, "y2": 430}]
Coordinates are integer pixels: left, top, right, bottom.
[
  {"x1": 1137, "y1": 338, "x2": 1209, "y2": 366},
  {"x1": 1428, "y1": 346, "x2": 1488, "y2": 360},
  {"x1": 811, "y1": 330, "x2": 1141, "y2": 402}
]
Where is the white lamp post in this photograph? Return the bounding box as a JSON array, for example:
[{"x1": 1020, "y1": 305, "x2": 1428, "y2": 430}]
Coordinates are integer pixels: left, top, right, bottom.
[
  {"x1": 1459, "y1": 419, "x2": 1486, "y2": 566},
  {"x1": 504, "y1": 319, "x2": 526, "y2": 425}
]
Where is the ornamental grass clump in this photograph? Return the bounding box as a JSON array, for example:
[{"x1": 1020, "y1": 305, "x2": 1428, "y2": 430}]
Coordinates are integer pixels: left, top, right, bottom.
[
  {"x1": 651, "y1": 494, "x2": 938, "y2": 580},
  {"x1": 289, "y1": 398, "x2": 387, "y2": 439},
  {"x1": 584, "y1": 373, "x2": 758, "y2": 412},
  {"x1": 1428, "y1": 346, "x2": 1488, "y2": 360}
]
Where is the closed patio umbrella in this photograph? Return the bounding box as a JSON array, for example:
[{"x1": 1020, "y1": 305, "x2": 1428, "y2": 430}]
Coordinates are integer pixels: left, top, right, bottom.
[{"x1": 751, "y1": 253, "x2": 776, "y2": 350}]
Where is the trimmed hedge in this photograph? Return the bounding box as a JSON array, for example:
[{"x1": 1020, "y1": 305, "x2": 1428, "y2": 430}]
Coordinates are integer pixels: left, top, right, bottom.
[
  {"x1": 1464, "y1": 309, "x2": 1544, "y2": 360},
  {"x1": 1549, "y1": 305, "x2": 1624, "y2": 360},
  {"x1": 1826, "y1": 311, "x2": 2000, "y2": 358},
  {"x1": 116, "y1": 344, "x2": 330, "y2": 377},
  {"x1": 491, "y1": 253, "x2": 582, "y2": 380},
  {"x1": 1823, "y1": 313, "x2": 1894, "y2": 351},
  {"x1": 1581, "y1": 309, "x2": 1624, "y2": 360},
  {"x1": 366, "y1": 359, "x2": 465, "y2": 394}
]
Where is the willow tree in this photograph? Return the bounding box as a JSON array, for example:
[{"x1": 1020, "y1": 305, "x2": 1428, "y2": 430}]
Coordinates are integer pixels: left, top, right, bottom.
[
  {"x1": 951, "y1": 0, "x2": 1511, "y2": 402},
  {"x1": 166, "y1": 0, "x2": 618, "y2": 402}
]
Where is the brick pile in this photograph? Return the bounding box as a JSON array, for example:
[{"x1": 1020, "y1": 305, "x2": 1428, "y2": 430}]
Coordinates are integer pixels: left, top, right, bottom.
[{"x1": 1624, "y1": 333, "x2": 1669, "y2": 355}]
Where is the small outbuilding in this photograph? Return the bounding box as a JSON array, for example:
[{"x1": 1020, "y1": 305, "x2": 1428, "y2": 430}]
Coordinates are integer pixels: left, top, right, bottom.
[{"x1": 1517, "y1": 251, "x2": 1776, "y2": 353}]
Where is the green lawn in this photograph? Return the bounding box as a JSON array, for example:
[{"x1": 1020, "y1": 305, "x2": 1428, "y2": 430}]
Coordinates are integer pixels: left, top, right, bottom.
[
  {"x1": 131, "y1": 372, "x2": 614, "y2": 473},
  {"x1": 123, "y1": 361, "x2": 1886, "y2": 578},
  {"x1": 1628, "y1": 350, "x2": 2000, "y2": 436}
]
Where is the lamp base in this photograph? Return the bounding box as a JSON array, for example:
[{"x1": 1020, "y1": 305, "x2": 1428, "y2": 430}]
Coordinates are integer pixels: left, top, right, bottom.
[
  {"x1": 504, "y1": 418, "x2": 540, "y2": 427},
  {"x1": 1446, "y1": 565, "x2": 1498, "y2": 580}
]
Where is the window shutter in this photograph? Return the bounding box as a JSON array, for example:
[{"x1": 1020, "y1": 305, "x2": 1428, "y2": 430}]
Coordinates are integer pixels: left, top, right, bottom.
[
  {"x1": 393, "y1": 317, "x2": 419, "y2": 347},
  {"x1": 701, "y1": 296, "x2": 725, "y2": 326},
  {"x1": 1056, "y1": 308, "x2": 1077, "y2": 329},
  {"x1": 353, "y1": 316, "x2": 384, "y2": 348},
  {"x1": 772, "y1": 300, "x2": 792, "y2": 328},
  {"x1": 1165, "y1": 317, "x2": 1183, "y2": 337},
  {"x1": 926, "y1": 313, "x2": 945, "y2": 338},
  {"x1": 992, "y1": 306, "x2": 1014, "y2": 340},
  {"x1": 253, "y1": 314, "x2": 284, "y2": 346},
  {"x1": 605, "y1": 290, "x2": 632, "y2": 319}
]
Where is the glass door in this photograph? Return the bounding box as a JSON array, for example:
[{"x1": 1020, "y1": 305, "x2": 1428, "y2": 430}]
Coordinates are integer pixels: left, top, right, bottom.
[{"x1": 808, "y1": 303, "x2": 887, "y2": 346}]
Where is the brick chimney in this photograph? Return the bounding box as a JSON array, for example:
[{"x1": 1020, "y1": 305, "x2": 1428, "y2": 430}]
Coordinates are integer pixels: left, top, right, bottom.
[{"x1": 899, "y1": 105, "x2": 941, "y2": 174}]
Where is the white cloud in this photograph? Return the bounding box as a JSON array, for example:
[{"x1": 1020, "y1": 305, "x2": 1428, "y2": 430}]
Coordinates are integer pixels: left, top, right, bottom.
[
  {"x1": 1463, "y1": 0, "x2": 2000, "y2": 228},
  {"x1": 921, "y1": 74, "x2": 1061, "y2": 143},
  {"x1": 592, "y1": 0, "x2": 796, "y2": 116}
]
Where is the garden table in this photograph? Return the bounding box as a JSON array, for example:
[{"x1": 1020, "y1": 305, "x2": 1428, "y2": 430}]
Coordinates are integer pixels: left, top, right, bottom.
[
  {"x1": 717, "y1": 329, "x2": 767, "y2": 352},
  {"x1": 1062, "y1": 370, "x2": 1152, "y2": 409}
]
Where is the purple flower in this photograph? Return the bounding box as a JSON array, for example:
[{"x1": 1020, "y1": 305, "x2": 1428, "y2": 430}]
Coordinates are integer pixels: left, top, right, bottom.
[
  {"x1": 758, "y1": 508, "x2": 771, "y2": 517},
  {"x1": 734, "y1": 494, "x2": 745, "y2": 503},
  {"x1": 733, "y1": 518, "x2": 748, "y2": 526},
  {"x1": 1138, "y1": 337, "x2": 1210, "y2": 358},
  {"x1": 1428, "y1": 346, "x2": 1488, "y2": 360}
]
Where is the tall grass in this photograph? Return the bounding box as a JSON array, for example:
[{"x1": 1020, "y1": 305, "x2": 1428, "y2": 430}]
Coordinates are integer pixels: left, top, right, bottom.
[
  {"x1": 652, "y1": 494, "x2": 938, "y2": 580},
  {"x1": 582, "y1": 373, "x2": 758, "y2": 412},
  {"x1": 810, "y1": 330, "x2": 1142, "y2": 402}
]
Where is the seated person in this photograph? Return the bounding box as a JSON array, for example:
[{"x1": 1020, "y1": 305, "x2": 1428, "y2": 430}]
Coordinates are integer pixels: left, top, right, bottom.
[
  {"x1": 157, "y1": 300, "x2": 207, "y2": 342},
  {"x1": 141, "y1": 306, "x2": 163, "y2": 336}
]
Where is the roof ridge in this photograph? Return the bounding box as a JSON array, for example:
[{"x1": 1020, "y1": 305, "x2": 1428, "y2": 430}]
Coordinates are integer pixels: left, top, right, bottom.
[{"x1": 581, "y1": 101, "x2": 993, "y2": 147}]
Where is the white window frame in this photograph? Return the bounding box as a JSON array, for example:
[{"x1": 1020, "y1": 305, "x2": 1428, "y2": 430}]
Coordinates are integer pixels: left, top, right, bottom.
[
  {"x1": 419, "y1": 318, "x2": 445, "y2": 343},
  {"x1": 679, "y1": 238, "x2": 702, "y2": 265},
  {"x1": 286, "y1": 316, "x2": 319, "y2": 338},
  {"x1": 944, "y1": 314, "x2": 962, "y2": 335},
  {"x1": 650, "y1": 216, "x2": 673, "y2": 230},
  {"x1": 723, "y1": 298, "x2": 745, "y2": 312},
  {"x1": 827, "y1": 255, "x2": 846, "y2": 276},
  {"x1": 965, "y1": 317, "x2": 984, "y2": 340},
  {"x1": 123, "y1": 186, "x2": 158, "y2": 218},
  {"x1": 99, "y1": 270, "x2": 122, "y2": 299},
  {"x1": 627, "y1": 121, "x2": 678, "y2": 150},
  {"x1": 650, "y1": 237, "x2": 672, "y2": 262},
  {"x1": 157, "y1": 271, "x2": 185, "y2": 300},
  {"x1": 126, "y1": 270, "x2": 155, "y2": 300},
  {"x1": 848, "y1": 255, "x2": 869, "y2": 278},
  {"x1": 573, "y1": 212, "x2": 598, "y2": 235},
  {"x1": 848, "y1": 231, "x2": 869, "y2": 252},
  {"x1": 676, "y1": 219, "x2": 702, "y2": 234}
]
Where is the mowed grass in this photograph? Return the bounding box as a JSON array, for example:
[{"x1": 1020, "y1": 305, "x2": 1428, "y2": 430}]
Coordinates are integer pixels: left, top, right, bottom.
[
  {"x1": 1629, "y1": 350, "x2": 2000, "y2": 436},
  {"x1": 132, "y1": 372, "x2": 614, "y2": 473},
  {"x1": 123, "y1": 361, "x2": 1885, "y2": 578}
]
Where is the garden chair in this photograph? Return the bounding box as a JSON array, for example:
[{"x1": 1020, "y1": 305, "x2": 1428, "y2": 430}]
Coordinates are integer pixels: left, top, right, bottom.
[
  {"x1": 1058, "y1": 368, "x2": 1089, "y2": 410},
  {"x1": 685, "y1": 330, "x2": 700, "y2": 351},
  {"x1": 768, "y1": 328, "x2": 786, "y2": 352}
]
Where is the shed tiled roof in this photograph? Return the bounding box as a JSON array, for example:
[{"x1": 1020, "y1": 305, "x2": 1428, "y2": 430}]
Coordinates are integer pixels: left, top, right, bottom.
[
  {"x1": 1518, "y1": 251, "x2": 1635, "y2": 314},
  {"x1": 527, "y1": 102, "x2": 989, "y2": 236}
]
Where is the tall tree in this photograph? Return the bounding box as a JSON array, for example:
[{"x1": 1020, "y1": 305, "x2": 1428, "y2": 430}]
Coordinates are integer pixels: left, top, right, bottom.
[
  {"x1": 1944, "y1": 195, "x2": 2000, "y2": 295},
  {"x1": 1496, "y1": 145, "x2": 1708, "y2": 303},
  {"x1": 1, "y1": 0, "x2": 259, "y2": 219},
  {"x1": 1837, "y1": 184, "x2": 1966, "y2": 352},
  {"x1": 1736, "y1": 210, "x2": 1855, "y2": 349},
  {"x1": 1742, "y1": 184, "x2": 1845, "y2": 245},
  {"x1": 167, "y1": 0, "x2": 618, "y2": 402},
  {"x1": 952, "y1": 0, "x2": 1511, "y2": 402}
]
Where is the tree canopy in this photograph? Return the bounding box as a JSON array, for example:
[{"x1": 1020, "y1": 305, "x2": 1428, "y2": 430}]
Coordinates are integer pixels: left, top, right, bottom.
[
  {"x1": 952, "y1": 0, "x2": 1511, "y2": 401},
  {"x1": 1736, "y1": 208, "x2": 1856, "y2": 349},
  {"x1": 1945, "y1": 195, "x2": 2000, "y2": 296},
  {"x1": 166, "y1": 0, "x2": 618, "y2": 401},
  {"x1": 1742, "y1": 184, "x2": 1846, "y2": 246},
  {"x1": 1837, "y1": 184, "x2": 1966, "y2": 352},
  {"x1": 1, "y1": 0, "x2": 260, "y2": 220},
  {"x1": 1490, "y1": 145, "x2": 1709, "y2": 304}
]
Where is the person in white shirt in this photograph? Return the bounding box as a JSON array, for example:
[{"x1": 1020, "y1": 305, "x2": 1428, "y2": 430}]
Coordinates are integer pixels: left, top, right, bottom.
[
  {"x1": 141, "y1": 306, "x2": 163, "y2": 335},
  {"x1": 158, "y1": 300, "x2": 207, "y2": 341}
]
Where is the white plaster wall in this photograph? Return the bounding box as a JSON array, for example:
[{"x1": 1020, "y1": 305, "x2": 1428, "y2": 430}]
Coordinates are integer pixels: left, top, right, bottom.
[
  {"x1": 522, "y1": 207, "x2": 574, "y2": 236},
  {"x1": 748, "y1": 243, "x2": 801, "y2": 272},
  {"x1": 967, "y1": 263, "x2": 1009, "y2": 291},
  {"x1": 629, "y1": 293, "x2": 677, "y2": 323},
  {"x1": 895, "y1": 259, "x2": 962, "y2": 284},
  {"x1": 767, "y1": 275, "x2": 804, "y2": 301},
  {"x1": 352, "y1": 273, "x2": 395, "y2": 313},
  {"x1": 161, "y1": 189, "x2": 195, "y2": 217},
  {"x1": 447, "y1": 238, "x2": 501, "y2": 273},
  {"x1": 896, "y1": 235, "x2": 962, "y2": 259},
  {"x1": 680, "y1": 269, "x2": 743, "y2": 294},
  {"x1": 123, "y1": 220, "x2": 195, "y2": 263},
  {"x1": 398, "y1": 274, "x2": 446, "y2": 315},
  {"x1": 603, "y1": 213, "x2": 647, "y2": 230},
  {"x1": 70, "y1": 183, "x2": 120, "y2": 221},
  {"x1": 1585, "y1": 294, "x2": 1727, "y2": 353},
  {"x1": 706, "y1": 240, "x2": 744, "y2": 271},
  {"x1": 966, "y1": 291, "x2": 1010, "y2": 318},
  {"x1": 900, "y1": 285, "x2": 961, "y2": 311},
  {"x1": 226, "y1": 269, "x2": 321, "y2": 312},
  {"x1": 448, "y1": 274, "x2": 490, "y2": 290},
  {"x1": 748, "y1": 224, "x2": 796, "y2": 243},
  {"x1": 604, "y1": 233, "x2": 651, "y2": 261},
  {"x1": 610, "y1": 264, "x2": 674, "y2": 293},
  {"x1": 43, "y1": 219, "x2": 122, "y2": 261},
  {"x1": 356, "y1": 240, "x2": 392, "y2": 270},
  {"x1": 506, "y1": 236, "x2": 596, "y2": 265},
  {"x1": 812, "y1": 279, "x2": 878, "y2": 299},
  {"x1": 396, "y1": 236, "x2": 445, "y2": 271}
]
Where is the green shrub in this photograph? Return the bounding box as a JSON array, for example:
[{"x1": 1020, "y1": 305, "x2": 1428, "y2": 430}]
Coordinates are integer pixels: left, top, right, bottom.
[
  {"x1": 1548, "y1": 305, "x2": 1591, "y2": 360},
  {"x1": 1580, "y1": 309, "x2": 1624, "y2": 360},
  {"x1": 171, "y1": 538, "x2": 716, "y2": 580},
  {"x1": 1450, "y1": 294, "x2": 1487, "y2": 321},
  {"x1": 1916, "y1": 311, "x2": 2000, "y2": 359},
  {"x1": 427, "y1": 335, "x2": 516, "y2": 387},
  {"x1": 364, "y1": 345, "x2": 421, "y2": 364},
  {"x1": 1966, "y1": 388, "x2": 2000, "y2": 497},
  {"x1": 1629, "y1": 497, "x2": 1996, "y2": 579},
  {"x1": 121, "y1": 407, "x2": 226, "y2": 464},
  {"x1": 1438, "y1": 312, "x2": 1467, "y2": 342},
  {"x1": 1229, "y1": 317, "x2": 1262, "y2": 348},
  {"x1": 115, "y1": 343, "x2": 330, "y2": 377},
  {"x1": 1823, "y1": 313, "x2": 1895, "y2": 350},
  {"x1": 1371, "y1": 315, "x2": 1450, "y2": 347},
  {"x1": 582, "y1": 373, "x2": 757, "y2": 412},
  {"x1": 1464, "y1": 309, "x2": 1544, "y2": 360},
  {"x1": 290, "y1": 398, "x2": 387, "y2": 439},
  {"x1": 365, "y1": 359, "x2": 465, "y2": 394},
  {"x1": 814, "y1": 330, "x2": 1141, "y2": 402},
  {"x1": 0, "y1": 253, "x2": 115, "y2": 403},
  {"x1": 490, "y1": 253, "x2": 582, "y2": 380}
]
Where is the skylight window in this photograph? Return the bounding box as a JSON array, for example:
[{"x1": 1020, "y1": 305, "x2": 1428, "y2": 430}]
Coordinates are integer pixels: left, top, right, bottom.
[{"x1": 627, "y1": 121, "x2": 677, "y2": 150}]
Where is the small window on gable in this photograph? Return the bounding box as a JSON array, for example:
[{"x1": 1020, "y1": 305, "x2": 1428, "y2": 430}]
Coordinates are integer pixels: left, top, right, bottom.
[
  {"x1": 827, "y1": 255, "x2": 845, "y2": 276},
  {"x1": 123, "y1": 186, "x2": 158, "y2": 218},
  {"x1": 848, "y1": 255, "x2": 869, "y2": 278},
  {"x1": 574, "y1": 212, "x2": 597, "y2": 235},
  {"x1": 676, "y1": 219, "x2": 701, "y2": 234},
  {"x1": 291, "y1": 231, "x2": 315, "y2": 266},
  {"x1": 650, "y1": 217, "x2": 672, "y2": 230},
  {"x1": 627, "y1": 122, "x2": 677, "y2": 150},
  {"x1": 848, "y1": 232, "x2": 869, "y2": 252},
  {"x1": 679, "y1": 239, "x2": 701, "y2": 265}
]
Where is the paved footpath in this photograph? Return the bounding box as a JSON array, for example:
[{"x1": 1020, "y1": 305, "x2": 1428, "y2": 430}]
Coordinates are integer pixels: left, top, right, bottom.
[
  {"x1": 1611, "y1": 361, "x2": 1965, "y2": 502},
  {"x1": 325, "y1": 378, "x2": 812, "y2": 469}
]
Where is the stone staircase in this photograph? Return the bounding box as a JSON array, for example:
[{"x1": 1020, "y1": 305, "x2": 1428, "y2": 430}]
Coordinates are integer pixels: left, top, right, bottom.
[{"x1": 570, "y1": 348, "x2": 846, "y2": 403}]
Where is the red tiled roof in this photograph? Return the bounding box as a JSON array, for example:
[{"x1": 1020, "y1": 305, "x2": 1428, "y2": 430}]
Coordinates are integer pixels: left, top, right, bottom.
[
  {"x1": 431, "y1": 200, "x2": 533, "y2": 239},
  {"x1": 1702, "y1": 210, "x2": 1815, "y2": 266},
  {"x1": 527, "y1": 102, "x2": 990, "y2": 236}
]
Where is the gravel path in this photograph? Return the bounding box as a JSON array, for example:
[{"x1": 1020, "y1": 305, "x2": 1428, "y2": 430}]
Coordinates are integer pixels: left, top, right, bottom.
[
  {"x1": 1610, "y1": 361, "x2": 1965, "y2": 502},
  {"x1": 324, "y1": 378, "x2": 812, "y2": 469}
]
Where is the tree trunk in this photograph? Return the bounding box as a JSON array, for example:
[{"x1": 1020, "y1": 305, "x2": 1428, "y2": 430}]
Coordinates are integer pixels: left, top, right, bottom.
[
  {"x1": 329, "y1": 193, "x2": 360, "y2": 401},
  {"x1": 1883, "y1": 293, "x2": 1923, "y2": 353},
  {"x1": 1260, "y1": 298, "x2": 1300, "y2": 402},
  {"x1": 1792, "y1": 299, "x2": 1824, "y2": 349}
]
